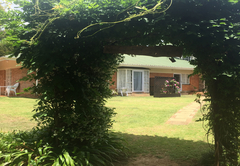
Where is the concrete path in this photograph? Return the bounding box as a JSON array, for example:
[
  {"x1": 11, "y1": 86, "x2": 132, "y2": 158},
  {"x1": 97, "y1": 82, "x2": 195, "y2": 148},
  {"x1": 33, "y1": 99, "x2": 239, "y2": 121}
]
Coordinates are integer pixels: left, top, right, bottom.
[{"x1": 166, "y1": 99, "x2": 204, "y2": 125}]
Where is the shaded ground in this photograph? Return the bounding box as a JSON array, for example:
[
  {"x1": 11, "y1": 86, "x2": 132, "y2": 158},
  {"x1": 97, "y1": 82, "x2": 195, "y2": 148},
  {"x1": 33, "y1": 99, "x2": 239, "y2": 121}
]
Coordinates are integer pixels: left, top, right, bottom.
[
  {"x1": 111, "y1": 132, "x2": 212, "y2": 166},
  {"x1": 114, "y1": 155, "x2": 194, "y2": 166}
]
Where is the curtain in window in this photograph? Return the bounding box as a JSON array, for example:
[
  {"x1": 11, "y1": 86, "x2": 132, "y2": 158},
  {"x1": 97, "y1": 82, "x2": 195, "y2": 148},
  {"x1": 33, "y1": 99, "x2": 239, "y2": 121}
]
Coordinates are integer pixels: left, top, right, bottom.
[
  {"x1": 144, "y1": 71, "x2": 149, "y2": 92},
  {"x1": 118, "y1": 69, "x2": 149, "y2": 92},
  {"x1": 134, "y1": 71, "x2": 142, "y2": 91},
  {"x1": 118, "y1": 70, "x2": 126, "y2": 91},
  {"x1": 126, "y1": 70, "x2": 132, "y2": 92},
  {"x1": 182, "y1": 74, "x2": 190, "y2": 84}
]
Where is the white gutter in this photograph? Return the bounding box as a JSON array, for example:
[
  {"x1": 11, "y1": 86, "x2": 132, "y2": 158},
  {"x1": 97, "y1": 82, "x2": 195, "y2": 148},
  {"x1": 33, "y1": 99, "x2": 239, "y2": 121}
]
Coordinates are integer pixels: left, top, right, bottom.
[{"x1": 119, "y1": 64, "x2": 194, "y2": 71}]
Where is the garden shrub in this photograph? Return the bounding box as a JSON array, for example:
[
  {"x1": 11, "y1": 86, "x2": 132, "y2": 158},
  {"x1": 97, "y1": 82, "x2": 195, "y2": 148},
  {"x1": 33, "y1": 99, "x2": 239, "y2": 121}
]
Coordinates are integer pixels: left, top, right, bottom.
[{"x1": 0, "y1": 130, "x2": 127, "y2": 166}]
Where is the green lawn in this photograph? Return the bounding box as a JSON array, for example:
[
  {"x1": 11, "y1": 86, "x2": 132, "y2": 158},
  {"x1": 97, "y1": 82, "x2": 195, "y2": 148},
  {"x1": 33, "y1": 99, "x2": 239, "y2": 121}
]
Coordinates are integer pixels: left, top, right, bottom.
[
  {"x1": 0, "y1": 97, "x2": 37, "y2": 132},
  {"x1": 106, "y1": 95, "x2": 212, "y2": 164},
  {"x1": 0, "y1": 95, "x2": 212, "y2": 165}
]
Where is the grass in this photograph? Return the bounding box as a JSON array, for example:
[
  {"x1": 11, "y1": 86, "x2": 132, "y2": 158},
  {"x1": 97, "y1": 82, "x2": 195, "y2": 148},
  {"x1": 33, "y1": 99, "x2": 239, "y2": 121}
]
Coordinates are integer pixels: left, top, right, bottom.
[
  {"x1": 0, "y1": 95, "x2": 212, "y2": 165},
  {"x1": 106, "y1": 95, "x2": 213, "y2": 164},
  {"x1": 0, "y1": 97, "x2": 37, "y2": 132}
]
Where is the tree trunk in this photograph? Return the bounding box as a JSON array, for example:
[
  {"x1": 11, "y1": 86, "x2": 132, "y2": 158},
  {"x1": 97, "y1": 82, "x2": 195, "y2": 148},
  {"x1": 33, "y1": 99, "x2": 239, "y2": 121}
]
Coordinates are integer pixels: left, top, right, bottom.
[
  {"x1": 210, "y1": 79, "x2": 222, "y2": 166},
  {"x1": 214, "y1": 125, "x2": 221, "y2": 166}
]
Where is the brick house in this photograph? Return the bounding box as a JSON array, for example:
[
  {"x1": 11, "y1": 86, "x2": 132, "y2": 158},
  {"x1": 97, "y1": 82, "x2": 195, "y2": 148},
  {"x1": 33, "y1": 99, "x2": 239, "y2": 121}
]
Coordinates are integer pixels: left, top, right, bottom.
[
  {"x1": 0, "y1": 56, "x2": 36, "y2": 97},
  {"x1": 0, "y1": 54, "x2": 203, "y2": 97},
  {"x1": 110, "y1": 55, "x2": 203, "y2": 96}
]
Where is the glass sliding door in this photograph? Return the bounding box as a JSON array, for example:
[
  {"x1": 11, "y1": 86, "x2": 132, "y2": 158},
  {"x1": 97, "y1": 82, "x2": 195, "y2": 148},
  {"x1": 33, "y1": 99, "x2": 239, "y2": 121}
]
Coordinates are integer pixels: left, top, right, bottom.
[{"x1": 133, "y1": 71, "x2": 143, "y2": 91}]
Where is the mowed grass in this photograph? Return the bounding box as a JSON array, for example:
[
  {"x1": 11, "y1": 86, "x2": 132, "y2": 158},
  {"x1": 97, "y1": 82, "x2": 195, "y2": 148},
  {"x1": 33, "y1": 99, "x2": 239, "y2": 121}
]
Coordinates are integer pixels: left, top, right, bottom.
[
  {"x1": 0, "y1": 97, "x2": 37, "y2": 132},
  {"x1": 106, "y1": 95, "x2": 212, "y2": 163},
  {"x1": 0, "y1": 95, "x2": 212, "y2": 164}
]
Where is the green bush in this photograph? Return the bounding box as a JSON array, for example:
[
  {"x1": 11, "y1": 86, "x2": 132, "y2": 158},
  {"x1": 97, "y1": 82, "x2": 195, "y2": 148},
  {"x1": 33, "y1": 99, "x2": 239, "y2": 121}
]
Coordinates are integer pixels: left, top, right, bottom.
[
  {"x1": 7, "y1": 0, "x2": 127, "y2": 165},
  {"x1": 0, "y1": 131, "x2": 127, "y2": 166}
]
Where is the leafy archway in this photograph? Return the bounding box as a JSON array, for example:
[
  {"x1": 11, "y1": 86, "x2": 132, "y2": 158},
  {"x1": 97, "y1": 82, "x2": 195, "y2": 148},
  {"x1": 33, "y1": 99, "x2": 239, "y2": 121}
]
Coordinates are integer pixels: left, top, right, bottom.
[{"x1": 2, "y1": 0, "x2": 240, "y2": 165}]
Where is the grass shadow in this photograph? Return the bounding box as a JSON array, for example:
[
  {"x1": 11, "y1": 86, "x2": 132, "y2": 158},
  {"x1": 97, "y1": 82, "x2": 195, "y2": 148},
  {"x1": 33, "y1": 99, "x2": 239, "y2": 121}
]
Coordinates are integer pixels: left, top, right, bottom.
[{"x1": 114, "y1": 132, "x2": 213, "y2": 166}]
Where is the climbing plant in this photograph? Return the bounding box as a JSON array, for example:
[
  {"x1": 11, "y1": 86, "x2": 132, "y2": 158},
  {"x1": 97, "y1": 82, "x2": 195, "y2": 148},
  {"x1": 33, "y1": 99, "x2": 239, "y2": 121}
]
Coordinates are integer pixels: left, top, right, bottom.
[
  {"x1": 3, "y1": 0, "x2": 240, "y2": 165},
  {"x1": 1, "y1": 0, "x2": 173, "y2": 165},
  {"x1": 154, "y1": 1, "x2": 240, "y2": 165}
]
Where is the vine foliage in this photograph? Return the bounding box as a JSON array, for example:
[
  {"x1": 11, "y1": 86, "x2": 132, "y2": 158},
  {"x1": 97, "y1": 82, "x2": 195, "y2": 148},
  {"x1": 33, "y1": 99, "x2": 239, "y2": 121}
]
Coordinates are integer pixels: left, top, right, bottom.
[{"x1": 3, "y1": 0, "x2": 240, "y2": 165}]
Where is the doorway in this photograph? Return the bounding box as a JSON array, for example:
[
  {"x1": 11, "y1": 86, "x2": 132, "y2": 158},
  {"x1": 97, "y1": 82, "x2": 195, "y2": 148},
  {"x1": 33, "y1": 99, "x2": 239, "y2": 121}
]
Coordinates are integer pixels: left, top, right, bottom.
[{"x1": 174, "y1": 74, "x2": 181, "y2": 89}]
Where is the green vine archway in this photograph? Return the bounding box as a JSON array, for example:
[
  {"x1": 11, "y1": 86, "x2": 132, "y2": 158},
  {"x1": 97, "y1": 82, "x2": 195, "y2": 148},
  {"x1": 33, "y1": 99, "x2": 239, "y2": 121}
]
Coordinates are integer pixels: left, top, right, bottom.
[{"x1": 4, "y1": 0, "x2": 240, "y2": 165}]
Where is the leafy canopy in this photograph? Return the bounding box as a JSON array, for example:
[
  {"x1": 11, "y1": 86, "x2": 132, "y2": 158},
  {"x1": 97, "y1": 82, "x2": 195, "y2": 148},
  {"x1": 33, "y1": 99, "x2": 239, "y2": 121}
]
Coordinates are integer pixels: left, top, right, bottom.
[{"x1": 2, "y1": 0, "x2": 240, "y2": 165}]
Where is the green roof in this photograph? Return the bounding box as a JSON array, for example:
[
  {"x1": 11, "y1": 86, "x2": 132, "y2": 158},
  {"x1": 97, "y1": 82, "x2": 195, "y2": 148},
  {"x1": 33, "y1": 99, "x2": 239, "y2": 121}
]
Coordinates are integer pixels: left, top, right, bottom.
[{"x1": 120, "y1": 54, "x2": 194, "y2": 69}]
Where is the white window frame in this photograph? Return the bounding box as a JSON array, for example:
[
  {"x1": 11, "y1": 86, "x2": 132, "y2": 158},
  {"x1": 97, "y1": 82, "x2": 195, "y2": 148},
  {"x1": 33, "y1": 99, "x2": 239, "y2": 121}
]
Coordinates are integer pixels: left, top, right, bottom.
[
  {"x1": 117, "y1": 68, "x2": 150, "y2": 93},
  {"x1": 117, "y1": 69, "x2": 132, "y2": 93},
  {"x1": 132, "y1": 70, "x2": 144, "y2": 92},
  {"x1": 182, "y1": 74, "x2": 190, "y2": 85}
]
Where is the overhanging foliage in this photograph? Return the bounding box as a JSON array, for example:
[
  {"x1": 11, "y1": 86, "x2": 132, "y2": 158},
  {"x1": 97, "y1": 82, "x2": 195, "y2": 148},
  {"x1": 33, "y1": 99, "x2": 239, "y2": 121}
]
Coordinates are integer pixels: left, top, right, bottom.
[{"x1": 2, "y1": 0, "x2": 240, "y2": 165}]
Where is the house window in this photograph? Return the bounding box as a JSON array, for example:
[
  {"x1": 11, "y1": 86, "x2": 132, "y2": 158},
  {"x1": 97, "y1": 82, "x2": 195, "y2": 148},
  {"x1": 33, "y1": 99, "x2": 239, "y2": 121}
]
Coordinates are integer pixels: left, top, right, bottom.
[
  {"x1": 117, "y1": 69, "x2": 132, "y2": 92},
  {"x1": 117, "y1": 68, "x2": 149, "y2": 93},
  {"x1": 133, "y1": 71, "x2": 143, "y2": 91},
  {"x1": 182, "y1": 74, "x2": 190, "y2": 84}
]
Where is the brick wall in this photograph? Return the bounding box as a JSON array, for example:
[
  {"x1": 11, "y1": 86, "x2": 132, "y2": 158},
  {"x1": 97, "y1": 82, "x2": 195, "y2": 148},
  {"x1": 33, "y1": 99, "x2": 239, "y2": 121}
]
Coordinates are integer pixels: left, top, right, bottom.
[
  {"x1": 109, "y1": 72, "x2": 117, "y2": 90},
  {"x1": 182, "y1": 75, "x2": 199, "y2": 92},
  {"x1": 11, "y1": 68, "x2": 36, "y2": 97},
  {"x1": 0, "y1": 70, "x2": 6, "y2": 95},
  {"x1": 150, "y1": 72, "x2": 199, "y2": 93}
]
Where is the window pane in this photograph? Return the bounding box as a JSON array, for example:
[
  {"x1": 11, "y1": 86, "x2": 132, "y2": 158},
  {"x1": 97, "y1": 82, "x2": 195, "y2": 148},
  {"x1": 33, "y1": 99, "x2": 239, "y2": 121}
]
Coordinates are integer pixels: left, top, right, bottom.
[
  {"x1": 144, "y1": 71, "x2": 149, "y2": 92},
  {"x1": 118, "y1": 70, "x2": 126, "y2": 88},
  {"x1": 134, "y1": 71, "x2": 142, "y2": 91},
  {"x1": 182, "y1": 74, "x2": 186, "y2": 84},
  {"x1": 126, "y1": 70, "x2": 132, "y2": 91},
  {"x1": 182, "y1": 74, "x2": 189, "y2": 84}
]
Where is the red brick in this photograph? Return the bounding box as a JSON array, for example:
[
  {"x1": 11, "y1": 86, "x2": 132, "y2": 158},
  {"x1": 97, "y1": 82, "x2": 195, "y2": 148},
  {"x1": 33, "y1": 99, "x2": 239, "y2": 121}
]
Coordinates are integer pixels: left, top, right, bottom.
[
  {"x1": 0, "y1": 68, "x2": 36, "y2": 97},
  {"x1": 109, "y1": 72, "x2": 117, "y2": 90},
  {"x1": 0, "y1": 70, "x2": 6, "y2": 95},
  {"x1": 182, "y1": 75, "x2": 199, "y2": 92}
]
